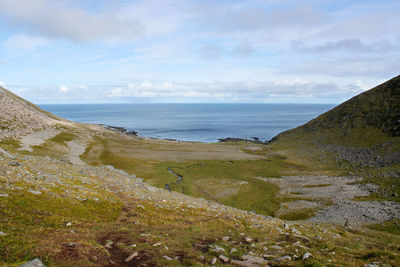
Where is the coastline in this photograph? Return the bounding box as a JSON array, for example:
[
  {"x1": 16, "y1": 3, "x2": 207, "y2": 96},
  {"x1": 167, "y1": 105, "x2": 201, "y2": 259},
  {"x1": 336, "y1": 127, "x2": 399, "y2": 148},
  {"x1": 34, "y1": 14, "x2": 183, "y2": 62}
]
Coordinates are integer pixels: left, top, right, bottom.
[{"x1": 102, "y1": 123, "x2": 271, "y2": 144}]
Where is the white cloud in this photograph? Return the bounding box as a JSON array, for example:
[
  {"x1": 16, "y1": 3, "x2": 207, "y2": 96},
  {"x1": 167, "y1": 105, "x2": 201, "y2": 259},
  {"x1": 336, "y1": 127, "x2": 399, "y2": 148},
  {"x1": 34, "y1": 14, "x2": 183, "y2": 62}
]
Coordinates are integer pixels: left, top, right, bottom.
[
  {"x1": 2, "y1": 33, "x2": 47, "y2": 56},
  {"x1": 59, "y1": 85, "x2": 68, "y2": 92},
  {"x1": 0, "y1": 0, "x2": 143, "y2": 42},
  {"x1": 0, "y1": 81, "x2": 5, "y2": 86}
]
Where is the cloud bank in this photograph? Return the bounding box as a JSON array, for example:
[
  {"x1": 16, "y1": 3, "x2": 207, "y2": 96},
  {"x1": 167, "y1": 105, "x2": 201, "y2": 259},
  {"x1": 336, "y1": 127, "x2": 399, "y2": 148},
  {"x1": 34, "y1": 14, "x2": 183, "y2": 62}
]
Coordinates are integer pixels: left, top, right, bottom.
[{"x1": 0, "y1": 0, "x2": 398, "y2": 103}]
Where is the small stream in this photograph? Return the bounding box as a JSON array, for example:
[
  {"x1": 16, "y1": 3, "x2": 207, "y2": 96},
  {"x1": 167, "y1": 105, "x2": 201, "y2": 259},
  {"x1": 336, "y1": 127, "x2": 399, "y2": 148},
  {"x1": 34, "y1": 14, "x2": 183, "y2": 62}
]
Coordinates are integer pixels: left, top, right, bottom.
[{"x1": 165, "y1": 168, "x2": 183, "y2": 192}]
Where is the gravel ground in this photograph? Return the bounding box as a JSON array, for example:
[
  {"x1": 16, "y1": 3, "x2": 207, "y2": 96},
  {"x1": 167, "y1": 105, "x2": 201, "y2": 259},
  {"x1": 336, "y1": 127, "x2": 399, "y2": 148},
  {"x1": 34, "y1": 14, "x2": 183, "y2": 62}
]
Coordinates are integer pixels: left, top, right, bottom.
[
  {"x1": 17, "y1": 129, "x2": 60, "y2": 152},
  {"x1": 260, "y1": 175, "x2": 400, "y2": 226},
  {"x1": 66, "y1": 140, "x2": 86, "y2": 165}
]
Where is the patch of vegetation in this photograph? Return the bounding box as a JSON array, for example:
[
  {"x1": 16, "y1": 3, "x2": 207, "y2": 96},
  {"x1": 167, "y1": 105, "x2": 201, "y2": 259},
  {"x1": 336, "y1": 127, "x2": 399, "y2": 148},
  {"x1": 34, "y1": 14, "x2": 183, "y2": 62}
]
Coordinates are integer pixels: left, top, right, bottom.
[
  {"x1": 367, "y1": 220, "x2": 400, "y2": 236},
  {"x1": 80, "y1": 135, "x2": 311, "y2": 216},
  {"x1": 358, "y1": 176, "x2": 400, "y2": 202},
  {"x1": 48, "y1": 132, "x2": 76, "y2": 146},
  {"x1": 0, "y1": 138, "x2": 21, "y2": 151},
  {"x1": 278, "y1": 208, "x2": 320, "y2": 221},
  {"x1": 0, "y1": 190, "x2": 122, "y2": 264}
]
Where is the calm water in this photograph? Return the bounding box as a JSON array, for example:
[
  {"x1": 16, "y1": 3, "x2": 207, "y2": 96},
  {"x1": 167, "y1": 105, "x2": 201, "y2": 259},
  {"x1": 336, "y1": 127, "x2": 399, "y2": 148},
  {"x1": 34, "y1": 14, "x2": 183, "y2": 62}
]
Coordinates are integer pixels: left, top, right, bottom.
[{"x1": 39, "y1": 103, "x2": 335, "y2": 143}]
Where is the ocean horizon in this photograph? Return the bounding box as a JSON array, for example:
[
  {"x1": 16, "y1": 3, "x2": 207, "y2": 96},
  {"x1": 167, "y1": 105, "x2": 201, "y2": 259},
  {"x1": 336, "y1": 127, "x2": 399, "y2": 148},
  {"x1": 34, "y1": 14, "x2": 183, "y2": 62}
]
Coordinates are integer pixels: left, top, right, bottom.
[{"x1": 39, "y1": 103, "x2": 335, "y2": 143}]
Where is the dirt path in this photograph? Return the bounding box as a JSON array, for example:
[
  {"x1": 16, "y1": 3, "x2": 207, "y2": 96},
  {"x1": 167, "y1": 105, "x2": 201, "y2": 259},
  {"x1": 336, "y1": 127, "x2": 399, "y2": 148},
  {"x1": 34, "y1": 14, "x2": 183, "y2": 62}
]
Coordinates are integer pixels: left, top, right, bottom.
[
  {"x1": 17, "y1": 129, "x2": 60, "y2": 152},
  {"x1": 66, "y1": 140, "x2": 86, "y2": 165},
  {"x1": 259, "y1": 175, "x2": 400, "y2": 226}
]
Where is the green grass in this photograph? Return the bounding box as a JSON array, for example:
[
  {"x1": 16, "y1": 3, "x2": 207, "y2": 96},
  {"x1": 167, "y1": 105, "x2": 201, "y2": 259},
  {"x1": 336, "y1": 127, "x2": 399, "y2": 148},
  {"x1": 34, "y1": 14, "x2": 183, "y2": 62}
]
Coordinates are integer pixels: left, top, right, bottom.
[
  {"x1": 0, "y1": 190, "x2": 122, "y2": 264},
  {"x1": 358, "y1": 176, "x2": 400, "y2": 202},
  {"x1": 303, "y1": 183, "x2": 332, "y2": 188},
  {"x1": 48, "y1": 132, "x2": 76, "y2": 145},
  {"x1": 79, "y1": 135, "x2": 311, "y2": 216},
  {"x1": 278, "y1": 208, "x2": 319, "y2": 221},
  {"x1": 366, "y1": 220, "x2": 400, "y2": 236},
  {"x1": 0, "y1": 138, "x2": 21, "y2": 151}
]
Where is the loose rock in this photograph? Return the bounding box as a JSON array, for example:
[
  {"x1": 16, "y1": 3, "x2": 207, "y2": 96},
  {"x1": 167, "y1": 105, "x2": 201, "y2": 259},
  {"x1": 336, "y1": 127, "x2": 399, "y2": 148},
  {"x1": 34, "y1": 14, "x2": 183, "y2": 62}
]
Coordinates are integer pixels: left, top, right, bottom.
[
  {"x1": 18, "y1": 258, "x2": 46, "y2": 267},
  {"x1": 104, "y1": 240, "x2": 114, "y2": 249},
  {"x1": 274, "y1": 255, "x2": 291, "y2": 261},
  {"x1": 245, "y1": 237, "x2": 253, "y2": 243},
  {"x1": 163, "y1": 255, "x2": 172, "y2": 261},
  {"x1": 230, "y1": 260, "x2": 259, "y2": 267},
  {"x1": 219, "y1": 255, "x2": 229, "y2": 263},
  {"x1": 28, "y1": 190, "x2": 41, "y2": 195},
  {"x1": 124, "y1": 252, "x2": 138, "y2": 262}
]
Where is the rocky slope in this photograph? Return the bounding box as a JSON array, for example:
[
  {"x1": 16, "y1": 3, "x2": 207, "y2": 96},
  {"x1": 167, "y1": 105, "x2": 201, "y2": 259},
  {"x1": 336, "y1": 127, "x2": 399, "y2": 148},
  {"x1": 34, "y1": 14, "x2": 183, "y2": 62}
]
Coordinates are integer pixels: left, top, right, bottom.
[
  {"x1": 271, "y1": 75, "x2": 400, "y2": 169},
  {"x1": 1, "y1": 146, "x2": 399, "y2": 266},
  {"x1": 0, "y1": 86, "x2": 71, "y2": 140}
]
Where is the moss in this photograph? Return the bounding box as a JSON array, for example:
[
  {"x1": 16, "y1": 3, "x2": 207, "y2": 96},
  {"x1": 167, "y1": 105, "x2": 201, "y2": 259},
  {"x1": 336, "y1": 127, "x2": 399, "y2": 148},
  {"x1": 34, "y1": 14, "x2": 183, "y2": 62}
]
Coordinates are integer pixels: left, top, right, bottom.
[
  {"x1": 48, "y1": 132, "x2": 76, "y2": 146},
  {"x1": 0, "y1": 138, "x2": 21, "y2": 151},
  {"x1": 0, "y1": 189, "x2": 122, "y2": 264},
  {"x1": 367, "y1": 220, "x2": 400, "y2": 236},
  {"x1": 278, "y1": 207, "x2": 319, "y2": 221},
  {"x1": 303, "y1": 183, "x2": 332, "y2": 188}
]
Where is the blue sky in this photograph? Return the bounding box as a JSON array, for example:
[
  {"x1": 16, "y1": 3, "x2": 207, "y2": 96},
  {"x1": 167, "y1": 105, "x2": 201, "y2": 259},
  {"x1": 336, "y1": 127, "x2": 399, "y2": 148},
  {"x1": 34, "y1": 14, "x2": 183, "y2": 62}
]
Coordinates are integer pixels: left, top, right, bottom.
[{"x1": 0, "y1": 0, "x2": 399, "y2": 104}]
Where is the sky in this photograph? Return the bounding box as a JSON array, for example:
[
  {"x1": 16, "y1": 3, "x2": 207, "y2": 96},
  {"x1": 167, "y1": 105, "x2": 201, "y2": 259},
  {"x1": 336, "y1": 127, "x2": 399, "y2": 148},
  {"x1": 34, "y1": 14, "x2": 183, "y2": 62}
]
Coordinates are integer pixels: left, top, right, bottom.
[{"x1": 0, "y1": 0, "x2": 399, "y2": 104}]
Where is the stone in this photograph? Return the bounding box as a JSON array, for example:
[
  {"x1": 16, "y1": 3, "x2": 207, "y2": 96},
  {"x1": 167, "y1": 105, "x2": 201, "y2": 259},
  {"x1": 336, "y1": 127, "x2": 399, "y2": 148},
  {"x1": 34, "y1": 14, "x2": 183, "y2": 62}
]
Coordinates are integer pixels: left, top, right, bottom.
[
  {"x1": 302, "y1": 252, "x2": 312, "y2": 260},
  {"x1": 274, "y1": 255, "x2": 291, "y2": 261},
  {"x1": 230, "y1": 248, "x2": 238, "y2": 253},
  {"x1": 222, "y1": 236, "x2": 230, "y2": 241},
  {"x1": 124, "y1": 252, "x2": 139, "y2": 262},
  {"x1": 245, "y1": 237, "x2": 253, "y2": 243},
  {"x1": 0, "y1": 193, "x2": 9, "y2": 197},
  {"x1": 153, "y1": 242, "x2": 162, "y2": 247},
  {"x1": 9, "y1": 161, "x2": 21, "y2": 167},
  {"x1": 163, "y1": 255, "x2": 172, "y2": 261},
  {"x1": 18, "y1": 258, "x2": 46, "y2": 267},
  {"x1": 211, "y1": 257, "x2": 217, "y2": 265},
  {"x1": 270, "y1": 245, "x2": 282, "y2": 250},
  {"x1": 0, "y1": 231, "x2": 7, "y2": 236},
  {"x1": 210, "y1": 245, "x2": 225, "y2": 253},
  {"x1": 0, "y1": 148, "x2": 15, "y2": 159},
  {"x1": 219, "y1": 255, "x2": 229, "y2": 263},
  {"x1": 230, "y1": 260, "x2": 260, "y2": 267},
  {"x1": 241, "y1": 255, "x2": 266, "y2": 265},
  {"x1": 66, "y1": 222, "x2": 72, "y2": 227},
  {"x1": 104, "y1": 240, "x2": 114, "y2": 249},
  {"x1": 363, "y1": 263, "x2": 380, "y2": 267},
  {"x1": 28, "y1": 190, "x2": 41, "y2": 195}
]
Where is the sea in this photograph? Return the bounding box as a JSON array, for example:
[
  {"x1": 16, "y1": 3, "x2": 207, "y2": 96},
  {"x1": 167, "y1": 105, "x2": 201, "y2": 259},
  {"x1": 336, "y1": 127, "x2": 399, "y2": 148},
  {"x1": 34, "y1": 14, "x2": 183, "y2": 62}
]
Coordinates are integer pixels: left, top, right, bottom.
[{"x1": 39, "y1": 103, "x2": 335, "y2": 143}]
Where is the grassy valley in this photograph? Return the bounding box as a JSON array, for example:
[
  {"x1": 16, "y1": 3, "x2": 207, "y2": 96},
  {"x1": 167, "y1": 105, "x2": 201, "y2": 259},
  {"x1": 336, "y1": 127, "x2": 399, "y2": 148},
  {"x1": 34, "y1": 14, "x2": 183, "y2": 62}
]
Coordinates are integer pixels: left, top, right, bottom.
[{"x1": 0, "y1": 77, "x2": 400, "y2": 266}]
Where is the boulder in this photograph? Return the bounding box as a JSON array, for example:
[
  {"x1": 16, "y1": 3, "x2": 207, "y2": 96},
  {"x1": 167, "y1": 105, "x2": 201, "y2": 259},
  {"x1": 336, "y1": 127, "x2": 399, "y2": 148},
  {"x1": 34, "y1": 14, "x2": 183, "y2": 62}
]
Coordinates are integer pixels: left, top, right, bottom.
[{"x1": 18, "y1": 258, "x2": 46, "y2": 267}]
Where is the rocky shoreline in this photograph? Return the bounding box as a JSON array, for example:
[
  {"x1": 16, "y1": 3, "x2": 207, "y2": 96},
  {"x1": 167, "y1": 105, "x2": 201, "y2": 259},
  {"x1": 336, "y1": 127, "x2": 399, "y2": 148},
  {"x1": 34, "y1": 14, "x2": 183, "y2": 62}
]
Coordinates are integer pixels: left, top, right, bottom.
[{"x1": 103, "y1": 124, "x2": 271, "y2": 144}]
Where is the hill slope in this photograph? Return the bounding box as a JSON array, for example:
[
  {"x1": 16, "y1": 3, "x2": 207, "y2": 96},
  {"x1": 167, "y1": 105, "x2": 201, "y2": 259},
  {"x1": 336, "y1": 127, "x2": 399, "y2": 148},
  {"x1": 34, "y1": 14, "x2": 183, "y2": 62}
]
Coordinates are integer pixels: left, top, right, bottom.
[
  {"x1": 271, "y1": 75, "x2": 400, "y2": 169},
  {"x1": 0, "y1": 86, "x2": 70, "y2": 140}
]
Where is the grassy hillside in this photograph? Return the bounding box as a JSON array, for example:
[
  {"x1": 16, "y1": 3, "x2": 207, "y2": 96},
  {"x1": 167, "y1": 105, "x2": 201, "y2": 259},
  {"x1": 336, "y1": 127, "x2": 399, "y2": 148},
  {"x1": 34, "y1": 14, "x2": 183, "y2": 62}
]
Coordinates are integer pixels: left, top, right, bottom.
[{"x1": 271, "y1": 75, "x2": 400, "y2": 171}]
